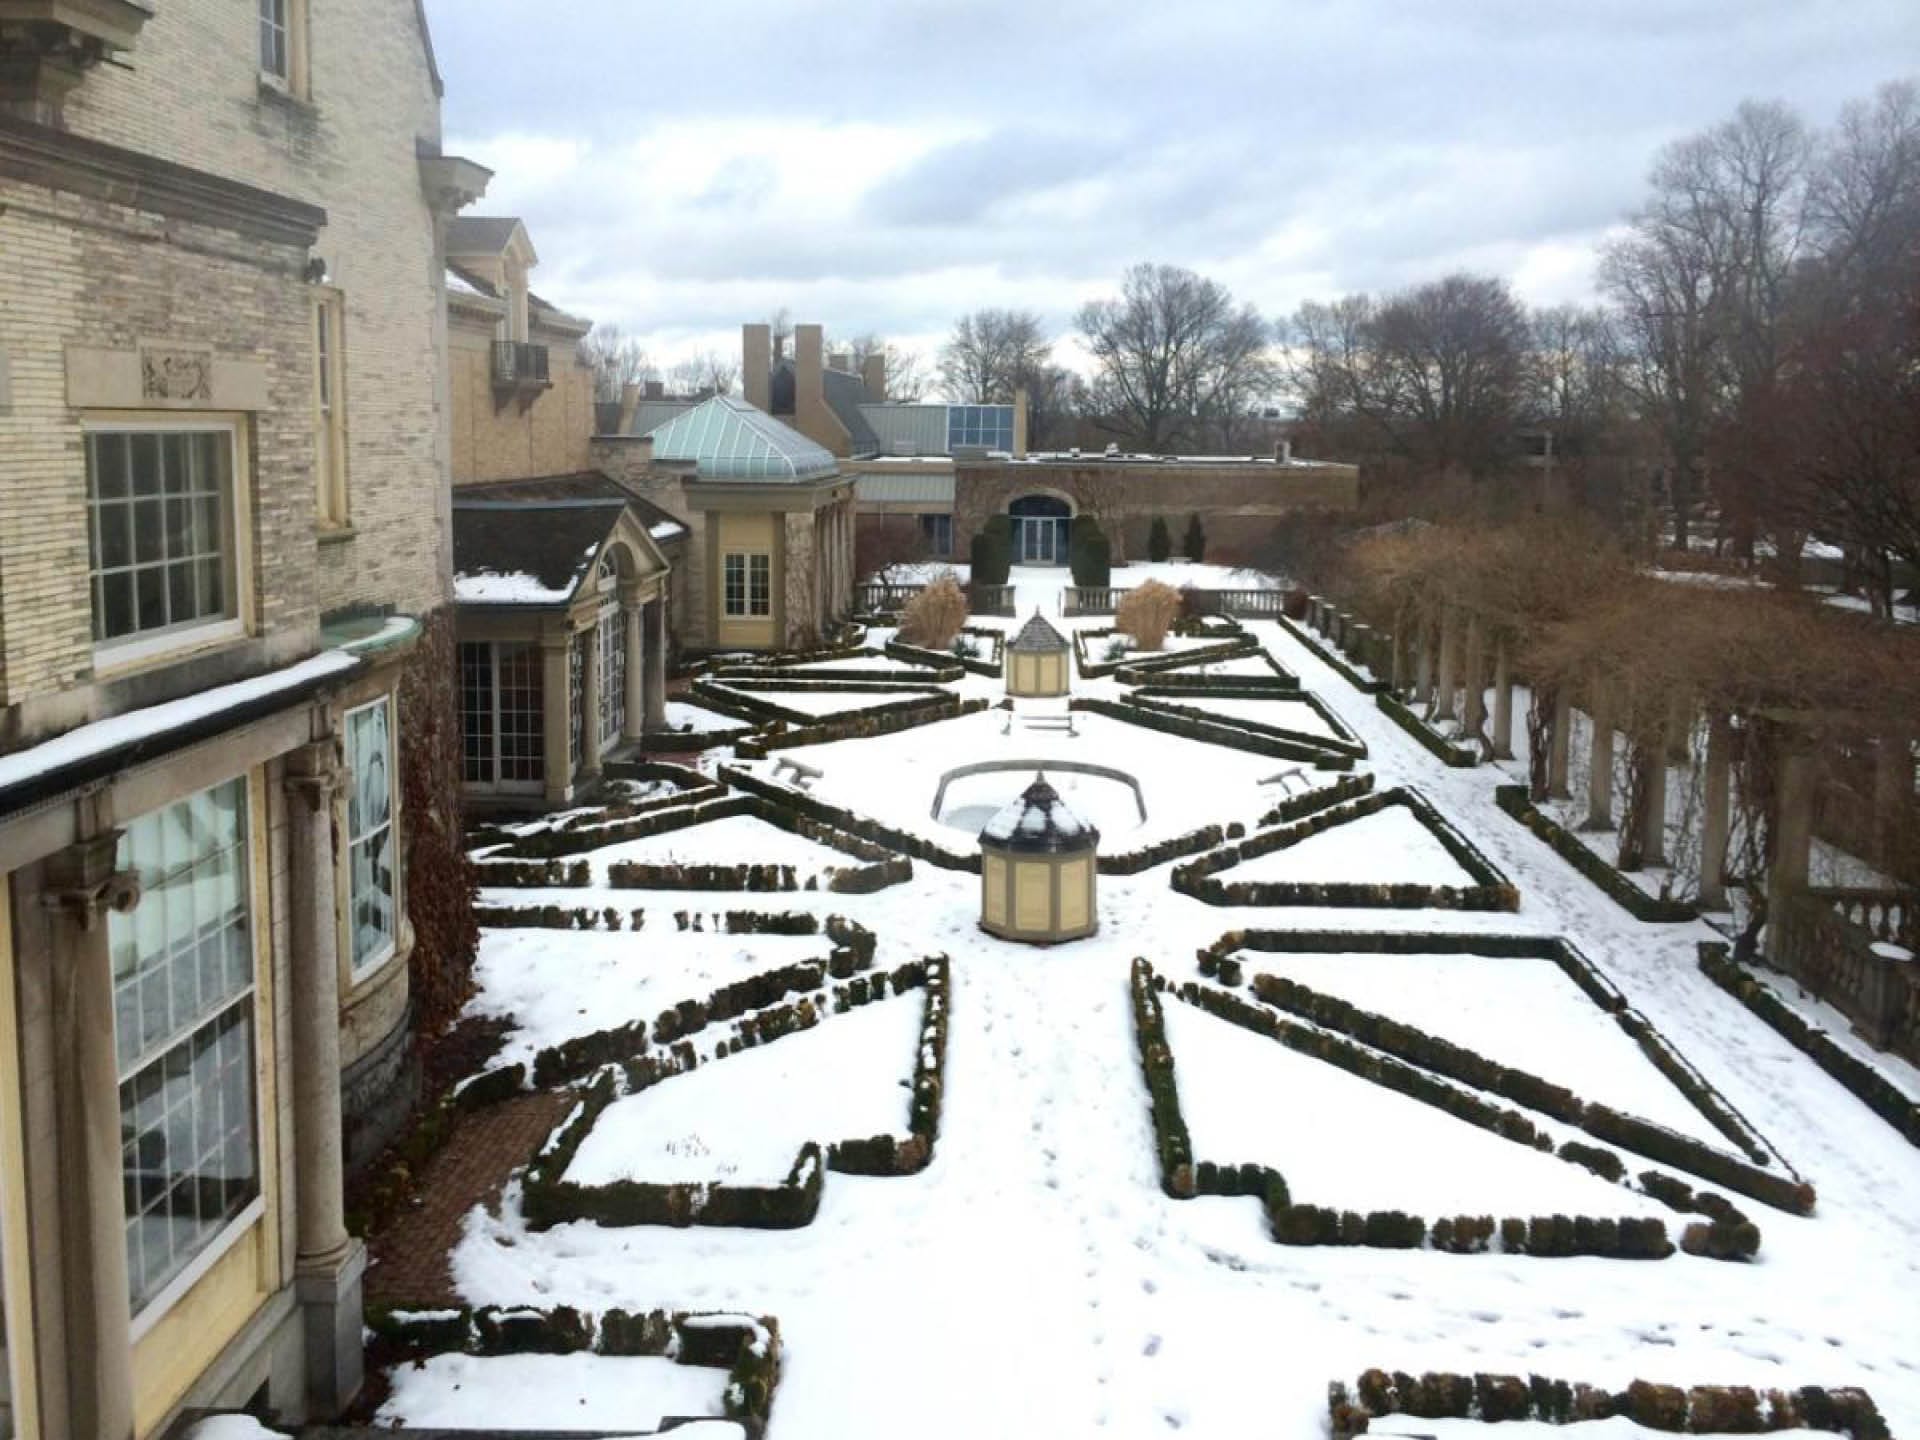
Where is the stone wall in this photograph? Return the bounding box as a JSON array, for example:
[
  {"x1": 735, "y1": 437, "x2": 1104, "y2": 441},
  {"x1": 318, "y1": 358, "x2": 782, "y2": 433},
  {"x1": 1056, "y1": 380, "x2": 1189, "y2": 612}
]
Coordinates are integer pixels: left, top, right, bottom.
[{"x1": 448, "y1": 313, "x2": 596, "y2": 484}]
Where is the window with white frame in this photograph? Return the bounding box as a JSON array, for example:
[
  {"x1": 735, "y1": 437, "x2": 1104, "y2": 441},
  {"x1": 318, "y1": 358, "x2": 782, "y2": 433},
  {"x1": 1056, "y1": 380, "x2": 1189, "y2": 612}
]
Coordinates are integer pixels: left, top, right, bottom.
[
  {"x1": 598, "y1": 607, "x2": 626, "y2": 747},
  {"x1": 86, "y1": 428, "x2": 236, "y2": 651},
  {"x1": 459, "y1": 642, "x2": 544, "y2": 791},
  {"x1": 314, "y1": 292, "x2": 348, "y2": 526},
  {"x1": 346, "y1": 699, "x2": 396, "y2": 975},
  {"x1": 110, "y1": 778, "x2": 259, "y2": 1320},
  {"x1": 258, "y1": 0, "x2": 288, "y2": 78},
  {"x1": 722, "y1": 553, "x2": 771, "y2": 618},
  {"x1": 568, "y1": 633, "x2": 585, "y2": 771}
]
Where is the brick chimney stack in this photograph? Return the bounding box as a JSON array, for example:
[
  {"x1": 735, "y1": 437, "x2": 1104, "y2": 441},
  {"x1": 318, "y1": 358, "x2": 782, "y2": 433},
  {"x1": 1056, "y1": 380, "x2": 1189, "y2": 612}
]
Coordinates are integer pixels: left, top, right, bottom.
[
  {"x1": 742, "y1": 323, "x2": 771, "y2": 410},
  {"x1": 861, "y1": 352, "x2": 886, "y2": 403}
]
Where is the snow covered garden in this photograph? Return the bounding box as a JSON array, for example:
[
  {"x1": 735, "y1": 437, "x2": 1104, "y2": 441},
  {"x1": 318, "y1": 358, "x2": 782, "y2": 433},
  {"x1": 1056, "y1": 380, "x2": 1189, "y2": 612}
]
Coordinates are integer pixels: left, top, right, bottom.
[{"x1": 361, "y1": 562, "x2": 1918, "y2": 1440}]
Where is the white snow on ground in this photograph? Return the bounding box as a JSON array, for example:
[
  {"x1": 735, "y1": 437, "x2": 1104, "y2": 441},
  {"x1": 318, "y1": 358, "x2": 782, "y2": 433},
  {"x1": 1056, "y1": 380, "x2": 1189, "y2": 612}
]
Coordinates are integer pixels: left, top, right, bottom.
[
  {"x1": 466, "y1": 929, "x2": 829, "y2": 1073},
  {"x1": 785, "y1": 654, "x2": 934, "y2": 674},
  {"x1": 586, "y1": 814, "x2": 854, "y2": 884},
  {"x1": 662, "y1": 699, "x2": 746, "y2": 735},
  {"x1": 1106, "y1": 561, "x2": 1285, "y2": 591},
  {"x1": 1169, "y1": 651, "x2": 1289, "y2": 678},
  {"x1": 753, "y1": 707, "x2": 1335, "y2": 854},
  {"x1": 1240, "y1": 948, "x2": 1730, "y2": 1147},
  {"x1": 1229, "y1": 805, "x2": 1473, "y2": 888},
  {"x1": 179, "y1": 1418, "x2": 291, "y2": 1440},
  {"x1": 1372, "y1": 1421, "x2": 1827, "y2": 1439},
  {"x1": 1165, "y1": 998, "x2": 1673, "y2": 1220},
  {"x1": 565, "y1": 996, "x2": 920, "y2": 1186},
  {"x1": 717, "y1": 687, "x2": 934, "y2": 717},
  {"x1": 427, "y1": 584, "x2": 1920, "y2": 1439},
  {"x1": 375, "y1": 1352, "x2": 727, "y2": 1430},
  {"x1": 1164, "y1": 695, "x2": 1342, "y2": 741}
]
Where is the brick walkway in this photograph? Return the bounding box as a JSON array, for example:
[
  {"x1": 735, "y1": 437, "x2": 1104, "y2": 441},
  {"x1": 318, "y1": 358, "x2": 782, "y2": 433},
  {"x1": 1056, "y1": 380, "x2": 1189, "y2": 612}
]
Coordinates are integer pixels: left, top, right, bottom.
[{"x1": 364, "y1": 1090, "x2": 573, "y2": 1307}]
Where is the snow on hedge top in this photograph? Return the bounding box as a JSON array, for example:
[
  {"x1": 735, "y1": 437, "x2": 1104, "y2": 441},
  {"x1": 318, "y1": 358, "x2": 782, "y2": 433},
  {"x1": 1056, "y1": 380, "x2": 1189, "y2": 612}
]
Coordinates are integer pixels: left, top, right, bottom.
[{"x1": 980, "y1": 772, "x2": 1098, "y2": 852}]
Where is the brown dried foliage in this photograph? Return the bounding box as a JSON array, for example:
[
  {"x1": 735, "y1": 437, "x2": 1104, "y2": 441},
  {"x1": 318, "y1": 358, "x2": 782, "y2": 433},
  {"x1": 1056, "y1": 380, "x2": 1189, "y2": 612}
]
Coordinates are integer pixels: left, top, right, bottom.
[
  {"x1": 1116, "y1": 580, "x2": 1183, "y2": 651},
  {"x1": 897, "y1": 572, "x2": 969, "y2": 650}
]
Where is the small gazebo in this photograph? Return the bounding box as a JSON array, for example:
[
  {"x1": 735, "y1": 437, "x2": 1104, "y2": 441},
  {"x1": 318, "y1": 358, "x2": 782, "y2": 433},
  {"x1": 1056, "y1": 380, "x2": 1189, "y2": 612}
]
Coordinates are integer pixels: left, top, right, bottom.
[
  {"x1": 1007, "y1": 611, "x2": 1070, "y2": 697},
  {"x1": 979, "y1": 772, "x2": 1099, "y2": 943}
]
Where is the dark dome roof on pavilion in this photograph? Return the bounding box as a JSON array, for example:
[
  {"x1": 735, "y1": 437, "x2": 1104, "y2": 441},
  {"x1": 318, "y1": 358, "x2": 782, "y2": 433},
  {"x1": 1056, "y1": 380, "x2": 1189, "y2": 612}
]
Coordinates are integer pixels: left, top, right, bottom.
[
  {"x1": 979, "y1": 773, "x2": 1099, "y2": 854},
  {"x1": 1009, "y1": 612, "x2": 1068, "y2": 653}
]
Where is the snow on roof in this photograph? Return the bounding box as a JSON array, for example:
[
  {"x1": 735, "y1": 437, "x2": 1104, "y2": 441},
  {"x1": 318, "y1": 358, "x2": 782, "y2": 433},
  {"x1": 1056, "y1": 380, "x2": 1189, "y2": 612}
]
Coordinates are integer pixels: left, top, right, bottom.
[
  {"x1": 0, "y1": 651, "x2": 358, "y2": 802},
  {"x1": 452, "y1": 570, "x2": 577, "y2": 605},
  {"x1": 650, "y1": 519, "x2": 687, "y2": 541},
  {"x1": 980, "y1": 772, "x2": 1098, "y2": 853}
]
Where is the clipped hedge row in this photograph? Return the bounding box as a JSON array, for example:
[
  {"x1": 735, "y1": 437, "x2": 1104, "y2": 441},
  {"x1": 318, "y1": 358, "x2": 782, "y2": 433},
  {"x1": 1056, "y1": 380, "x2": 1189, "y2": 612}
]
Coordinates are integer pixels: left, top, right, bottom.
[
  {"x1": 1700, "y1": 942, "x2": 1920, "y2": 1148},
  {"x1": 1070, "y1": 694, "x2": 1359, "y2": 770},
  {"x1": 828, "y1": 955, "x2": 950, "y2": 1176},
  {"x1": 1202, "y1": 927, "x2": 1803, "y2": 1211},
  {"x1": 495, "y1": 793, "x2": 756, "y2": 860},
  {"x1": 692, "y1": 677, "x2": 953, "y2": 729},
  {"x1": 1132, "y1": 961, "x2": 1678, "y2": 1260},
  {"x1": 887, "y1": 625, "x2": 1005, "y2": 678},
  {"x1": 678, "y1": 632, "x2": 869, "y2": 676},
  {"x1": 720, "y1": 763, "x2": 980, "y2": 872},
  {"x1": 736, "y1": 696, "x2": 990, "y2": 759},
  {"x1": 1173, "y1": 787, "x2": 1517, "y2": 911},
  {"x1": 713, "y1": 649, "x2": 966, "y2": 685},
  {"x1": 1115, "y1": 649, "x2": 1300, "y2": 691},
  {"x1": 1074, "y1": 626, "x2": 1258, "y2": 680},
  {"x1": 1375, "y1": 688, "x2": 1480, "y2": 766},
  {"x1": 1274, "y1": 612, "x2": 1388, "y2": 694},
  {"x1": 524, "y1": 961, "x2": 944, "y2": 1230},
  {"x1": 1126, "y1": 688, "x2": 1366, "y2": 759},
  {"x1": 1330, "y1": 1368, "x2": 1889, "y2": 1440},
  {"x1": 471, "y1": 903, "x2": 837, "y2": 933},
  {"x1": 471, "y1": 856, "x2": 590, "y2": 889},
  {"x1": 592, "y1": 795, "x2": 914, "y2": 894},
  {"x1": 365, "y1": 1304, "x2": 783, "y2": 1430},
  {"x1": 1495, "y1": 783, "x2": 1697, "y2": 922}
]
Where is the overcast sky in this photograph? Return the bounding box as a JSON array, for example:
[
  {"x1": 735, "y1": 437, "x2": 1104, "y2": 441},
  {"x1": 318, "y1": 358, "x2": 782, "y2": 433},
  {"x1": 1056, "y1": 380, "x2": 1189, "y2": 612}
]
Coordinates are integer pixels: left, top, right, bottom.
[{"x1": 427, "y1": 0, "x2": 1917, "y2": 385}]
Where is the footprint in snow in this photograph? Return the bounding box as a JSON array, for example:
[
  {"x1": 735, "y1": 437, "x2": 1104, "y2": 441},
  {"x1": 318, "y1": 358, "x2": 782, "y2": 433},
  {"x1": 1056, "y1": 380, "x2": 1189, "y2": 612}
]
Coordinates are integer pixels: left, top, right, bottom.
[{"x1": 1143, "y1": 1334, "x2": 1162, "y2": 1357}]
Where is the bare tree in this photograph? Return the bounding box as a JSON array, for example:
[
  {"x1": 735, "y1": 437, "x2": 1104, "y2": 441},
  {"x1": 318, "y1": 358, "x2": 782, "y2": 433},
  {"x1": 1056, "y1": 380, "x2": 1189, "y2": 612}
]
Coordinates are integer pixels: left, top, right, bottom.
[
  {"x1": 938, "y1": 309, "x2": 1051, "y2": 402},
  {"x1": 1077, "y1": 263, "x2": 1274, "y2": 452},
  {"x1": 767, "y1": 307, "x2": 793, "y2": 362},
  {"x1": 578, "y1": 324, "x2": 657, "y2": 404},
  {"x1": 836, "y1": 332, "x2": 928, "y2": 401},
  {"x1": 668, "y1": 349, "x2": 739, "y2": 398}
]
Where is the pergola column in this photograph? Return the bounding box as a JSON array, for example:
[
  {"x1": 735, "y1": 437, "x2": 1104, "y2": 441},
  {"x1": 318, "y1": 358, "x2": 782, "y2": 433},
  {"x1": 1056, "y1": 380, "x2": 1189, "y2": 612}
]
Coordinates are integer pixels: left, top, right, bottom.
[
  {"x1": 1585, "y1": 677, "x2": 1614, "y2": 829},
  {"x1": 580, "y1": 616, "x2": 604, "y2": 778},
  {"x1": 1699, "y1": 711, "x2": 1733, "y2": 910},
  {"x1": 1639, "y1": 725, "x2": 1669, "y2": 867},
  {"x1": 1765, "y1": 746, "x2": 1817, "y2": 963},
  {"x1": 1462, "y1": 614, "x2": 1486, "y2": 738},
  {"x1": 1548, "y1": 688, "x2": 1572, "y2": 798},
  {"x1": 1389, "y1": 614, "x2": 1408, "y2": 694},
  {"x1": 286, "y1": 740, "x2": 366, "y2": 1416},
  {"x1": 43, "y1": 831, "x2": 139, "y2": 1440},
  {"x1": 1433, "y1": 609, "x2": 1459, "y2": 722},
  {"x1": 1491, "y1": 633, "x2": 1514, "y2": 759},
  {"x1": 621, "y1": 595, "x2": 647, "y2": 745},
  {"x1": 540, "y1": 628, "x2": 572, "y2": 804},
  {"x1": 644, "y1": 598, "x2": 670, "y2": 730}
]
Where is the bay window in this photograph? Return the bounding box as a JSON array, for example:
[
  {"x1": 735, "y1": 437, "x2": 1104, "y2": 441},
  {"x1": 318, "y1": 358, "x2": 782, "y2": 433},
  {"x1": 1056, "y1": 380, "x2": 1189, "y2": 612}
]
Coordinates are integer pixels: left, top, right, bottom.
[
  {"x1": 110, "y1": 778, "x2": 260, "y2": 1323},
  {"x1": 345, "y1": 699, "x2": 397, "y2": 976}
]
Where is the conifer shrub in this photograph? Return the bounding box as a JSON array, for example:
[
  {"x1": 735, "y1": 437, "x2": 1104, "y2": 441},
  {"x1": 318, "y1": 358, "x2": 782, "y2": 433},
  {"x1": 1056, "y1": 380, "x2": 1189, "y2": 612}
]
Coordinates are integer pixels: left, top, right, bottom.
[
  {"x1": 1070, "y1": 516, "x2": 1112, "y2": 587},
  {"x1": 1185, "y1": 512, "x2": 1206, "y2": 562},
  {"x1": 970, "y1": 516, "x2": 1012, "y2": 585},
  {"x1": 1148, "y1": 515, "x2": 1172, "y2": 562},
  {"x1": 1116, "y1": 579, "x2": 1182, "y2": 651},
  {"x1": 897, "y1": 573, "x2": 970, "y2": 649}
]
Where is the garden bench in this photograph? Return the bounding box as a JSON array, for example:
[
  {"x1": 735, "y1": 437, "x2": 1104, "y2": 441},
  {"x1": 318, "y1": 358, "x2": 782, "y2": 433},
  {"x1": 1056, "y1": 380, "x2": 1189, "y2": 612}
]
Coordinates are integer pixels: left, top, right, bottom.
[
  {"x1": 773, "y1": 756, "x2": 823, "y2": 788},
  {"x1": 1261, "y1": 766, "x2": 1311, "y2": 795}
]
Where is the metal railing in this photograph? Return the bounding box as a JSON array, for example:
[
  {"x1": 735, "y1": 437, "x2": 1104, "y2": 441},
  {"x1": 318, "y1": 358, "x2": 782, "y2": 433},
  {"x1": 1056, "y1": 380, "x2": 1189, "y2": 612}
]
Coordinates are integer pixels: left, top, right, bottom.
[{"x1": 491, "y1": 340, "x2": 550, "y2": 388}]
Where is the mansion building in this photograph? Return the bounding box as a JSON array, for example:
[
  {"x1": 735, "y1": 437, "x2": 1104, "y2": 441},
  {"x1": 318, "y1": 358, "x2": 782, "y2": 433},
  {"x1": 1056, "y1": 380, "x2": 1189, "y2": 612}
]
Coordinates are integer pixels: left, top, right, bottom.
[{"x1": 0, "y1": 0, "x2": 485, "y2": 1435}]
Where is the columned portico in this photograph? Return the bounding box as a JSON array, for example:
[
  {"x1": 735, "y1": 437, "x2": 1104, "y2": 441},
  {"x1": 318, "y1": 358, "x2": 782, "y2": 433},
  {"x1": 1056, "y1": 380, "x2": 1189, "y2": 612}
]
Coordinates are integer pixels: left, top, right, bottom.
[
  {"x1": 644, "y1": 598, "x2": 670, "y2": 731},
  {"x1": 621, "y1": 591, "x2": 647, "y2": 746},
  {"x1": 539, "y1": 626, "x2": 573, "y2": 806},
  {"x1": 580, "y1": 617, "x2": 604, "y2": 780}
]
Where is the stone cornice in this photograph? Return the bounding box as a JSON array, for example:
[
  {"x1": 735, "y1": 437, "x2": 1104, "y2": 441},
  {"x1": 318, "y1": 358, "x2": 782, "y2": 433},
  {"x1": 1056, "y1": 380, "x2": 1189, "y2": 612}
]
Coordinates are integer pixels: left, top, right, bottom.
[{"x1": 0, "y1": 112, "x2": 326, "y2": 248}]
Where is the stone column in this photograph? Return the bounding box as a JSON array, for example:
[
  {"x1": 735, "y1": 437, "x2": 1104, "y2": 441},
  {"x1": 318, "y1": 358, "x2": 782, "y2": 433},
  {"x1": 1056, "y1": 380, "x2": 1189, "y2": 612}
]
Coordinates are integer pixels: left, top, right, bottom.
[
  {"x1": 622, "y1": 599, "x2": 646, "y2": 744},
  {"x1": 1699, "y1": 711, "x2": 1733, "y2": 909},
  {"x1": 43, "y1": 832, "x2": 140, "y2": 1440},
  {"x1": 1548, "y1": 688, "x2": 1572, "y2": 798},
  {"x1": 1462, "y1": 615, "x2": 1486, "y2": 737},
  {"x1": 1433, "y1": 610, "x2": 1459, "y2": 722},
  {"x1": 1585, "y1": 679, "x2": 1614, "y2": 829},
  {"x1": 580, "y1": 618, "x2": 604, "y2": 778},
  {"x1": 1640, "y1": 726, "x2": 1669, "y2": 867},
  {"x1": 285, "y1": 742, "x2": 367, "y2": 1417},
  {"x1": 1412, "y1": 619, "x2": 1433, "y2": 705},
  {"x1": 1765, "y1": 746, "x2": 1816, "y2": 963},
  {"x1": 1389, "y1": 616, "x2": 1408, "y2": 694},
  {"x1": 1491, "y1": 633, "x2": 1514, "y2": 759},
  {"x1": 540, "y1": 629, "x2": 572, "y2": 805},
  {"x1": 645, "y1": 599, "x2": 670, "y2": 730}
]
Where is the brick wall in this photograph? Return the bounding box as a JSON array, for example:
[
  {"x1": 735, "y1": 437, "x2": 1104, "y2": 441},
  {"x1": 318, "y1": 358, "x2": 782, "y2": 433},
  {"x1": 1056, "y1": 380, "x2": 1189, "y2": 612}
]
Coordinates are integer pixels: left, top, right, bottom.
[{"x1": 448, "y1": 314, "x2": 595, "y2": 484}]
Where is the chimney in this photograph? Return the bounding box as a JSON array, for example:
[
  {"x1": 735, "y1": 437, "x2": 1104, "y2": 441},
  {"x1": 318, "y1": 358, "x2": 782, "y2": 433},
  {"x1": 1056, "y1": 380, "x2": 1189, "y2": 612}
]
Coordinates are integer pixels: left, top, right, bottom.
[
  {"x1": 643, "y1": 379, "x2": 664, "y2": 399},
  {"x1": 795, "y1": 322, "x2": 825, "y2": 414},
  {"x1": 829, "y1": 351, "x2": 853, "y2": 375},
  {"x1": 617, "y1": 382, "x2": 642, "y2": 435},
  {"x1": 742, "y1": 322, "x2": 771, "y2": 411},
  {"x1": 861, "y1": 352, "x2": 887, "y2": 403},
  {"x1": 1012, "y1": 386, "x2": 1031, "y2": 458},
  {"x1": 1275, "y1": 438, "x2": 1293, "y2": 464}
]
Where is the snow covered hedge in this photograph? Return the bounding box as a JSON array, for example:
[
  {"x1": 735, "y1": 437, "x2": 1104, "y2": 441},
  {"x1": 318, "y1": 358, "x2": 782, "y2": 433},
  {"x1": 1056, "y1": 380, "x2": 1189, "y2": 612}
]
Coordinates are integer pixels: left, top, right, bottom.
[
  {"x1": 1495, "y1": 783, "x2": 1698, "y2": 922},
  {"x1": 1172, "y1": 787, "x2": 1518, "y2": 911},
  {"x1": 720, "y1": 763, "x2": 981, "y2": 872},
  {"x1": 1374, "y1": 687, "x2": 1480, "y2": 766},
  {"x1": 1699, "y1": 941, "x2": 1920, "y2": 1148},
  {"x1": 593, "y1": 796, "x2": 913, "y2": 894},
  {"x1": 1328, "y1": 1368, "x2": 1889, "y2": 1439},
  {"x1": 735, "y1": 695, "x2": 991, "y2": 760},
  {"x1": 1071, "y1": 694, "x2": 1360, "y2": 770},
  {"x1": 886, "y1": 625, "x2": 1005, "y2": 677},
  {"x1": 1275, "y1": 611, "x2": 1388, "y2": 695},
  {"x1": 471, "y1": 856, "x2": 590, "y2": 888},
  {"x1": 1124, "y1": 688, "x2": 1366, "y2": 761},
  {"x1": 1072, "y1": 625, "x2": 1256, "y2": 680},
  {"x1": 1115, "y1": 649, "x2": 1300, "y2": 689},
  {"x1": 365, "y1": 1304, "x2": 783, "y2": 1430},
  {"x1": 693, "y1": 676, "x2": 955, "y2": 729}
]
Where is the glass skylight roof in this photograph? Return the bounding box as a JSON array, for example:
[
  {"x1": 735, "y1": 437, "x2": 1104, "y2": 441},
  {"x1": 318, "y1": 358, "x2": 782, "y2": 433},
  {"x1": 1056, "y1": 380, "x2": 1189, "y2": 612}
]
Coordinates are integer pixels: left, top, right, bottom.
[{"x1": 645, "y1": 395, "x2": 840, "y2": 482}]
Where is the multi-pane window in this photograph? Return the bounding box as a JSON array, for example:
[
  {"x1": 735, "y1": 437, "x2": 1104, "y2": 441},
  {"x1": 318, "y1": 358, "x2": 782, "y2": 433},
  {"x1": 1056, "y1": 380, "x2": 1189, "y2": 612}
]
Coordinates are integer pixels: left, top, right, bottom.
[
  {"x1": 110, "y1": 778, "x2": 259, "y2": 1319},
  {"x1": 346, "y1": 700, "x2": 396, "y2": 976},
  {"x1": 567, "y1": 633, "x2": 585, "y2": 772},
  {"x1": 918, "y1": 514, "x2": 953, "y2": 557},
  {"x1": 946, "y1": 404, "x2": 1014, "y2": 452},
  {"x1": 598, "y1": 608, "x2": 626, "y2": 747},
  {"x1": 86, "y1": 430, "x2": 233, "y2": 647},
  {"x1": 723, "y1": 553, "x2": 771, "y2": 618},
  {"x1": 314, "y1": 293, "x2": 348, "y2": 526},
  {"x1": 459, "y1": 642, "x2": 546, "y2": 791},
  {"x1": 258, "y1": 0, "x2": 288, "y2": 78}
]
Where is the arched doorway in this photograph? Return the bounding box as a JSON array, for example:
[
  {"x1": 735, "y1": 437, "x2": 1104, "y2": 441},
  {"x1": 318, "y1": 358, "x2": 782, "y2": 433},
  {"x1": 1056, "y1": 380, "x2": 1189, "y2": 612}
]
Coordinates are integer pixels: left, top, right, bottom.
[{"x1": 1009, "y1": 494, "x2": 1073, "y2": 566}]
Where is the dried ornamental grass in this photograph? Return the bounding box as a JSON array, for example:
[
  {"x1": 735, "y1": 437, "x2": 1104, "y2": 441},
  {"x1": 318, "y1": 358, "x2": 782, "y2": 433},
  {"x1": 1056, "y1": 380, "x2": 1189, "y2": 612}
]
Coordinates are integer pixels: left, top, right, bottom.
[
  {"x1": 1116, "y1": 580, "x2": 1183, "y2": 651},
  {"x1": 898, "y1": 572, "x2": 969, "y2": 649}
]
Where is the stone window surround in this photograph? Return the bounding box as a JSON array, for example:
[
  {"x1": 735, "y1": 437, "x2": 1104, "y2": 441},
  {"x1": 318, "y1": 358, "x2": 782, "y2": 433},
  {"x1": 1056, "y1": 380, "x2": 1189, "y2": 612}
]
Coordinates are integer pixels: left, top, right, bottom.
[
  {"x1": 257, "y1": 0, "x2": 312, "y2": 103},
  {"x1": 83, "y1": 414, "x2": 258, "y2": 685},
  {"x1": 312, "y1": 288, "x2": 349, "y2": 532}
]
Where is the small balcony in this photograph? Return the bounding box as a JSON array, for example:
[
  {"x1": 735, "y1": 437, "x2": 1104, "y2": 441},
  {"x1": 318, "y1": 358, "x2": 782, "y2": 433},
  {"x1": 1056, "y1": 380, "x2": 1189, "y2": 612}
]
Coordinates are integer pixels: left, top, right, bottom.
[{"x1": 490, "y1": 341, "x2": 551, "y2": 410}]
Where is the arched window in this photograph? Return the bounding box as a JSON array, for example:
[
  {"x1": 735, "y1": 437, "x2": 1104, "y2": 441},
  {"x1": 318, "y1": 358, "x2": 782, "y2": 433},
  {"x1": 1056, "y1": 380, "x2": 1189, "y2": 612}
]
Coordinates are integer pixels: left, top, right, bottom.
[{"x1": 1009, "y1": 494, "x2": 1073, "y2": 566}]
